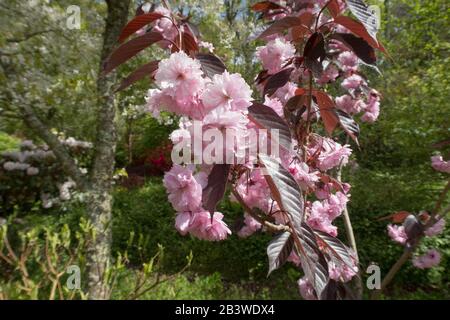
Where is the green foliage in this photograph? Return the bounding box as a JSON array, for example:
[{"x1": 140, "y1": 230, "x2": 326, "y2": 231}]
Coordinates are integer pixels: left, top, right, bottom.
[{"x1": 0, "y1": 132, "x2": 19, "y2": 152}]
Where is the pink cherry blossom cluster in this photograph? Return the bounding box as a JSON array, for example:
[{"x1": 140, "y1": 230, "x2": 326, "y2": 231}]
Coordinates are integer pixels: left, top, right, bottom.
[
  {"x1": 385, "y1": 154, "x2": 447, "y2": 270},
  {"x1": 145, "y1": 45, "x2": 254, "y2": 240},
  {"x1": 251, "y1": 1, "x2": 374, "y2": 299}
]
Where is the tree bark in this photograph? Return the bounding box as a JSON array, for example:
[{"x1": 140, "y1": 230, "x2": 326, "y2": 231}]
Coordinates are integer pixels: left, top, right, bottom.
[{"x1": 86, "y1": 0, "x2": 130, "y2": 300}]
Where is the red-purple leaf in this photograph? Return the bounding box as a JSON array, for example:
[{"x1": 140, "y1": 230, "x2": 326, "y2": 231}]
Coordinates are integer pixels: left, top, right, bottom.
[
  {"x1": 115, "y1": 60, "x2": 159, "y2": 92},
  {"x1": 333, "y1": 15, "x2": 386, "y2": 53},
  {"x1": 202, "y1": 164, "x2": 231, "y2": 215},
  {"x1": 298, "y1": 224, "x2": 330, "y2": 298},
  {"x1": 195, "y1": 53, "x2": 227, "y2": 78},
  {"x1": 313, "y1": 229, "x2": 355, "y2": 269},
  {"x1": 326, "y1": 0, "x2": 342, "y2": 18},
  {"x1": 264, "y1": 68, "x2": 294, "y2": 97},
  {"x1": 182, "y1": 31, "x2": 199, "y2": 54},
  {"x1": 259, "y1": 154, "x2": 303, "y2": 231},
  {"x1": 332, "y1": 33, "x2": 376, "y2": 65},
  {"x1": 312, "y1": 90, "x2": 339, "y2": 135},
  {"x1": 118, "y1": 12, "x2": 165, "y2": 43},
  {"x1": 304, "y1": 32, "x2": 326, "y2": 62},
  {"x1": 251, "y1": 1, "x2": 285, "y2": 12},
  {"x1": 258, "y1": 16, "x2": 310, "y2": 39},
  {"x1": 248, "y1": 102, "x2": 292, "y2": 152},
  {"x1": 267, "y1": 232, "x2": 294, "y2": 275},
  {"x1": 103, "y1": 32, "x2": 164, "y2": 75}
]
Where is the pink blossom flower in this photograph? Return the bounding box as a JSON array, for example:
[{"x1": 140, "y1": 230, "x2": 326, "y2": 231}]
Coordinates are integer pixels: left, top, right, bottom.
[
  {"x1": 264, "y1": 95, "x2": 284, "y2": 116},
  {"x1": 310, "y1": 138, "x2": 352, "y2": 171},
  {"x1": 199, "y1": 41, "x2": 215, "y2": 52},
  {"x1": 328, "y1": 261, "x2": 358, "y2": 282},
  {"x1": 335, "y1": 95, "x2": 365, "y2": 114},
  {"x1": 152, "y1": 6, "x2": 178, "y2": 41},
  {"x1": 361, "y1": 92, "x2": 381, "y2": 123},
  {"x1": 412, "y1": 249, "x2": 441, "y2": 269},
  {"x1": 199, "y1": 108, "x2": 249, "y2": 164},
  {"x1": 201, "y1": 71, "x2": 253, "y2": 113},
  {"x1": 237, "y1": 213, "x2": 262, "y2": 238},
  {"x1": 288, "y1": 161, "x2": 320, "y2": 191},
  {"x1": 337, "y1": 51, "x2": 359, "y2": 72},
  {"x1": 298, "y1": 277, "x2": 316, "y2": 300},
  {"x1": 424, "y1": 218, "x2": 446, "y2": 237},
  {"x1": 274, "y1": 81, "x2": 297, "y2": 104},
  {"x1": 307, "y1": 201, "x2": 338, "y2": 236},
  {"x1": 189, "y1": 211, "x2": 232, "y2": 241},
  {"x1": 256, "y1": 38, "x2": 295, "y2": 74},
  {"x1": 387, "y1": 224, "x2": 408, "y2": 245},
  {"x1": 163, "y1": 164, "x2": 203, "y2": 212},
  {"x1": 175, "y1": 212, "x2": 194, "y2": 235},
  {"x1": 431, "y1": 155, "x2": 450, "y2": 173},
  {"x1": 317, "y1": 64, "x2": 339, "y2": 85},
  {"x1": 155, "y1": 51, "x2": 205, "y2": 109},
  {"x1": 341, "y1": 74, "x2": 365, "y2": 90},
  {"x1": 235, "y1": 168, "x2": 273, "y2": 213}
]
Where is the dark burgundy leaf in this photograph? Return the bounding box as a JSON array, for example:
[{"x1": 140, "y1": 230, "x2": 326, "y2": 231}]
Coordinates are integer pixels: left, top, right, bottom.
[
  {"x1": 312, "y1": 90, "x2": 339, "y2": 135},
  {"x1": 304, "y1": 57, "x2": 323, "y2": 78},
  {"x1": 115, "y1": 60, "x2": 159, "y2": 92},
  {"x1": 182, "y1": 31, "x2": 199, "y2": 54},
  {"x1": 258, "y1": 16, "x2": 310, "y2": 39},
  {"x1": 267, "y1": 232, "x2": 294, "y2": 275},
  {"x1": 195, "y1": 53, "x2": 227, "y2": 78},
  {"x1": 326, "y1": 0, "x2": 342, "y2": 18},
  {"x1": 202, "y1": 164, "x2": 231, "y2": 214},
  {"x1": 248, "y1": 102, "x2": 292, "y2": 152},
  {"x1": 103, "y1": 32, "x2": 164, "y2": 75},
  {"x1": 298, "y1": 224, "x2": 330, "y2": 298},
  {"x1": 313, "y1": 229, "x2": 355, "y2": 268},
  {"x1": 303, "y1": 32, "x2": 326, "y2": 62},
  {"x1": 336, "y1": 109, "x2": 360, "y2": 143},
  {"x1": 251, "y1": 1, "x2": 285, "y2": 12},
  {"x1": 264, "y1": 68, "x2": 294, "y2": 97},
  {"x1": 332, "y1": 33, "x2": 376, "y2": 65},
  {"x1": 333, "y1": 15, "x2": 386, "y2": 53},
  {"x1": 118, "y1": 12, "x2": 165, "y2": 43},
  {"x1": 259, "y1": 154, "x2": 303, "y2": 231},
  {"x1": 403, "y1": 214, "x2": 424, "y2": 241}
]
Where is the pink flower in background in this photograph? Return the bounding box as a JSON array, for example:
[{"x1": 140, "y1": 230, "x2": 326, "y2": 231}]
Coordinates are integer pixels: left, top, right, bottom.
[
  {"x1": 341, "y1": 74, "x2": 365, "y2": 90},
  {"x1": 264, "y1": 95, "x2": 284, "y2": 116},
  {"x1": 307, "y1": 201, "x2": 338, "y2": 236},
  {"x1": 412, "y1": 249, "x2": 441, "y2": 269},
  {"x1": 201, "y1": 71, "x2": 253, "y2": 112},
  {"x1": 335, "y1": 95, "x2": 361, "y2": 114},
  {"x1": 424, "y1": 218, "x2": 446, "y2": 237},
  {"x1": 317, "y1": 64, "x2": 339, "y2": 84},
  {"x1": 311, "y1": 138, "x2": 352, "y2": 171},
  {"x1": 238, "y1": 213, "x2": 262, "y2": 238},
  {"x1": 337, "y1": 51, "x2": 359, "y2": 72},
  {"x1": 274, "y1": 81, "x2": 297, "y2": 104},
  {"x1": 431, "y1": 155, "x2": 450, "y2": 173},
  {"x1": 361, "y1": 91, "x2": 381, "y2": 123},
  {"x1": 256, "y1": 38, "x2": 295, "y2": 74},
  {"x1": 163, "y1": 164, "x2": 203, "y2": 212},
  {"x1": 189, "y1": 211, "x2": 232, "y2": 241},
  {"x1": 152, "y1": 6, "x2": 178, "y2": 41},
  {"x1": 298, "y1": 277, "x2": 316, "y2": 300},
  {"x1": 387, "y1": 224, "x2": 408, "y2": 245},
  {"x1": 328, "y1": 261, "x2": 358, "y2": 282}
]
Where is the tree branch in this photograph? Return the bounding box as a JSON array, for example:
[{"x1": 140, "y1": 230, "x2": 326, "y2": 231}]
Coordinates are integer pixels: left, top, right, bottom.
[{"x1": 372, "y1": 179, "x2": 450, "y2": 299}]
